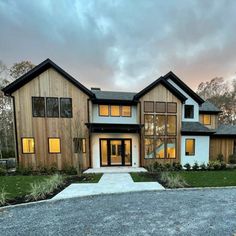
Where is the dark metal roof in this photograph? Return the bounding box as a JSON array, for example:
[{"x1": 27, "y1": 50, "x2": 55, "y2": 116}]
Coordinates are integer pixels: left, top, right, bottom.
[
  {"x1": 134, "y1": 76, "x2": 187, "y2": 102},
  {"x1": 163, "y1": 71, "x2": 205, "y2": 105},
  {"x1": 181, "y1": 121, "x2": 215, "y2": 135},
  {"x1": 199, "y1": 100, "x2": 221, "y2": 114},
  {"x1": 85, "y1": 123, "x2": 142, "y2": 133},
  {"x1": 2, "y1": 58, "x2": 95, "y2": 98},
  {"x1": 92, "y1": 90, "x2": 136, "y2": 101},
  {"x1": 213, "y1": 124, "x2": 236, "y2": 137}
]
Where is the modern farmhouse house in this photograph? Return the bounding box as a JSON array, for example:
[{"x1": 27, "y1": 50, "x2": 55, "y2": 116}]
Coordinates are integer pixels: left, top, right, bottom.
[{"x1": 2, "y1": 59, "x2": 236, "y2": 170}]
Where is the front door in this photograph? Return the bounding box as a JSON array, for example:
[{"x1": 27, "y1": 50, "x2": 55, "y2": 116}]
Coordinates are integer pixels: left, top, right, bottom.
[{"x1": 100, "y1": 139, "x2": 132, "y2": 166}]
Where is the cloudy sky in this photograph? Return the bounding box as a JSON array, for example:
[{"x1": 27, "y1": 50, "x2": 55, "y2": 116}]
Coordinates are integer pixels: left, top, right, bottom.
[{"x1": 0, "y1": 0, "x2": 236, "y2": 92}]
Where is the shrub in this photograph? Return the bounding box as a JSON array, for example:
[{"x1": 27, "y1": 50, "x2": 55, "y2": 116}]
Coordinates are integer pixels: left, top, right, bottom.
[
  {"x1": 199, "y1": 163, "x2": 207, "y2": 170},
  {"x1": 63, "y1": 166, "x2": 77, "y2": 175},
  {"x1": 213, "y1": 160, "x2": 221, "y2": 170},
  {"x1": 229, "y1": 154, "x2": 236, "y2": 164},
  {"x1": 220, "y1": 162, "x2": 227, "y2": 170},
  {"x1": 160, "y1": 172, "x2": 188, "y2": 188},
  {"x1": 164, "y1": 163, "x2": 172, "y2": 171},
  {"x1": 192, "y1": 162, "x2": 199, "y2": 171},
  {"x1": 207, "y1": 162, "x2": 214, "y2": 171},
  {"x1": 172, "y1": 162, "x2": 182, "y2": 171},
  {"x1": 0, "y1": 167, "x2": 7, "y2": 176},
  {"x1": 217, "y1": 154, "x2": 224, "y2": 162},
  {"x1": 28, "y1": 174, "x2": 64, "y2": 201},
  {"x1": 0, "y1": 188, "x2": 8, "y2": 206},
  {"x1": 184, "y1": 163, "x2": 191, "y2": 171},
  {"x1": 16, "y1": 166, "x2": 33, "y2": 175}
]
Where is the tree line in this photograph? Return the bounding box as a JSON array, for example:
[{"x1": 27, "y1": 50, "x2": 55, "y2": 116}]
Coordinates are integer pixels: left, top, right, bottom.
[{"x1": 0, "y1": 60, "x2": 235, "y2": 158}]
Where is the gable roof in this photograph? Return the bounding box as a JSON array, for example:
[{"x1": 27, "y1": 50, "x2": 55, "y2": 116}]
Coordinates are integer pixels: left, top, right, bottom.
[
  {"x1": 2, "y1": 58, "x2": 94, "y2": 98},
  {"x1": 213, "y1": 124, "x2": 236, "y2": 137},
  {"x1": 181, "y1": 121, "x2": 215, "y2": 135},
  {"x1": 199, "y1": 100, "x2": 221, "y2": 114},
  {"x1": 133, "y1": 76, "x2": 187, "y2": 102},
  {"x1": 163, "y1": 71, "x2": 205, "y2": 105}
]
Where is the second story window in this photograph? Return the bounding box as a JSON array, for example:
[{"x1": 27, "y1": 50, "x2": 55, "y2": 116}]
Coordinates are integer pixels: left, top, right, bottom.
[
  {"x1": 121, "y1": 106, "x2": 131, "y2": 117},
  {"x1": 203, "y1": 114, "x2": 211, "y2": 125},
  {"x1": 184, "y1": 105, "x2": 194, "y2": 119},
  {"x1": 32, "y1": 97, "x2": 45, "y2": 117},
  {"x1": 99, "y1": 105, "x2": 109, "y2": 116},
  {"x1": 110, "y1": 105, "x2": 120, "y2": 117},
  {"x1": 98, "y1": 105, "x2": 132, "y2": 117},
  {"x1": 60, "y1": 98, "x2": 72, "y2": 118},
  {"x1": 46, "y1": 98, "x2": 59, "y2": 117}
]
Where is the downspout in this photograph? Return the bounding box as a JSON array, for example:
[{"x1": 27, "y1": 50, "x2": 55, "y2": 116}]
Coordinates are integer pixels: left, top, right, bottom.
[
  {"x1": 138, "y1": 101, "x2": 142, "y2": 167},
  {"x1": 87, "y1": 98, "x2": 92, "y2": 168}
]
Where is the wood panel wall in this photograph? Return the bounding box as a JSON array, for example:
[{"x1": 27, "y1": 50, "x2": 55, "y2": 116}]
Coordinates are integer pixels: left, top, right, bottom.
[
  {"x1": 13, "y1": 68, "x2": 90, "y2": 170},
  {"x1": 139, "y1": 83, "x2": 182, "y2": 167},
  {"x1": 210, "y1": 137, "x2": 235, "y2": 162},
  {"x1": 199, "y1": 114, "x2": 218, "y2": 130}
]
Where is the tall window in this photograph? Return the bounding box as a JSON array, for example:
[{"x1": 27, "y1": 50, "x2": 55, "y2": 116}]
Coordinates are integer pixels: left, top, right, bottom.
[
  {"x1": 99, "y1": 105, "x2": 109, "y2": 116},
  {"x1": 60, "y1": 98, "x2": 72, "y2": 118},
  {"x1": 32, "y1": 97, "x2": 45, "y2": 117},
  {"x1": 48, "y1": 138, "x2": 61, "y2": 153},
  {"x1": 203, "y1": 114, "x2": 211, "y2": 125},
  {"x1": 144, "y1": 101, "x2": 177, "y2": 159},
  {"x1": 73, "y1": 138, "x2": 86, "y2": 153},
  {"x1": 110, "y1": 105, "x2": 120, "y2": 117},
  {"x1": 46, "y1": 98, "x2": 59, "y2": 117},
  {"x1": 185, "y1": 139, "x2": 195, "y2": 156},
  {"x1": 22, "y1": 138, "x2": 35, "y2": 154},
  {"x1": 184, "y1": 105, "x2": 194, "y2": 118}
]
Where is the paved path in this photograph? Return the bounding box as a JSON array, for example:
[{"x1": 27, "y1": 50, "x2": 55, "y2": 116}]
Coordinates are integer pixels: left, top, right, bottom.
[
  {"x1": 53, "y1": 173, "x2": 164, "y2": 200},
  {"x1": 1, "y1": 189, "x2": 236, "y2": 235}
]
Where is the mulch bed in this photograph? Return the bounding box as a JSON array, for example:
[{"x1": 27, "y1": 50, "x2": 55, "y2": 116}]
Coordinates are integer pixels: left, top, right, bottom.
[{"x1": 0, "y1": 175, "x2": 91, "y2": 208}]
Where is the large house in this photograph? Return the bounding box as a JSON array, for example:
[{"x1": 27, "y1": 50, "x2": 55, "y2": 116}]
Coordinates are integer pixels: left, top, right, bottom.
[{"x1": 2, "y1": 59, "x2": 236, "y2": 170}]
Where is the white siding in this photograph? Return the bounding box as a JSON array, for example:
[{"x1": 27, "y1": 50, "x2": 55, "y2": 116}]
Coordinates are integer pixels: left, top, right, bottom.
[
  {"x1": 91, "y1": 133, "x2": 139, "y2": 168},
  {"x1": 167, "y1": 79, "x2": 199, "y2": 122},
  {"x1": 181, "y1": 135, "x2": 210, "y2": 166},
  {"x1": 92, "y1": 104, "x2": 138, "y2": 124}
]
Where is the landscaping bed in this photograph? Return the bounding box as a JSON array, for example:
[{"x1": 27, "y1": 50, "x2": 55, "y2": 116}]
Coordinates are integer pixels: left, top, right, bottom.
[
  {"x1": 0, "y1": 173, "x2": 102, "y2": 207},
  {"x1": 131, "y1": 170, "x2": 236, "y2": 188}
]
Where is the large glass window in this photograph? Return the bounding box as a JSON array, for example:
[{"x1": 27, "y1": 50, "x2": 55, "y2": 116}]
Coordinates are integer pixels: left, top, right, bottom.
[
  {"x1": 110, "y1": 105, "x2": 120, "y2": 117},
  {"x1": 32, "y1": 97, "x2": 45, "y2": 117},
  {"x1": 155, "y1": 115, "x2": 165, "y2": 135},
  {"x1": 167, "y1": 115, "x2": 177, "y2": 135},
  {"x1": 121, "y1": 106, "x2": 131, "y2": 117},
  {"x1": 46, "y1": 98, "x2": 59, "y2": 117},
  {"x1": 144, "y1": 101, "x2": 154, "y2": 113},
  {"x1": 144, "y1": 115, "x2": 154, "y2": 135},
  {"x1": 60, "y1": 98, "x2": 72, "y2": 118},
  {"x1": 203, "y1": 114, "x2": 211, "y2": 125},
  {"x1": 22, "y1": 138, "x2": 35, "y2": 154},
  {"x1": 48, "y1": 138, "x2": 61, "y2": 153},
  {"x1": 99, "y1": 105, "x2": 109, "y2": 116},
  {"x1": 184, "y1": 105, "x2": 194, "y2": 118},
  {"x1": 155, "y1": 138, "x2": 165, "y2": 158},
  {"x1": 185, "y1": 139, "x2": 195, "y2": 156},
  {"x1": 167, "y1": 138, "x2": 176, "y2": 158},
  {"x1": 145, "y1": 138, "x2": 154, "y2": 159}
]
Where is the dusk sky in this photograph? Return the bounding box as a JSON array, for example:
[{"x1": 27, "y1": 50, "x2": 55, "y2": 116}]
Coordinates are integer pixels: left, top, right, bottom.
[{"x1": 0, "y1": 0, "x2": 236, "y2": 92}]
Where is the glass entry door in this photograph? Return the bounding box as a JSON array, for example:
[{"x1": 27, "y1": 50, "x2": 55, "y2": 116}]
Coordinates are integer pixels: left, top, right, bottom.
[{"x1": 100, "y1": 139, "x2": 132, "y2": 166}]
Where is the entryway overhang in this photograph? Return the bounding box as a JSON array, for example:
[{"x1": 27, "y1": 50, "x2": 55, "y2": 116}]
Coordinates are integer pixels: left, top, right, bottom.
[{"x1": 85, "y1": 123, "x2": 143, "y2": 133}]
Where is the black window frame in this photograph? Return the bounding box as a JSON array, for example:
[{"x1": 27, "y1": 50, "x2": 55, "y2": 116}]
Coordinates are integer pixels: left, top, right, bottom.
[
  {"x1": 32, "y1": 97, "x2": 45, "y2": 117},
  {"x1": 46, "y1": 97, "x2": 59, "y2": 118},
  {"x1": 60, "y1": 98, "x2": 73, "y2": 118},
  {"x1": 21, "y1": 137, "x2": 35, "y2": 154},
  {"x1": 98, "y1": 105, "x2": 109, "y2": 117},
  {"x1": 185, "y1": 139, "x2": 195, "y2": 156},
  {"x1": 73, "y1": 138, "x2": 86, "y2": 153},
  {"x1": 48, "y1": 137, "x2": 61, "y2": 154},
  {"x1": 184, "y1": 105, "x2": 194, "y2": 119}
]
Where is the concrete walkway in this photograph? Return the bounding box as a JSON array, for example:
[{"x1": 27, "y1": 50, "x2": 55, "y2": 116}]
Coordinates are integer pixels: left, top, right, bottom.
[
  {"x1": 84, "y1": 167, "x2": 147, "y2": 173},
  {"x1": 52, "y1": 173, "x2": 164, "y2": 200}
]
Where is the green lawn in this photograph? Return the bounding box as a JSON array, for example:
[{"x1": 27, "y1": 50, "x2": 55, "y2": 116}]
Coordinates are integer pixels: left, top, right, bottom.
[
  {"x1": 0, "y1": 175, "x2": 50, "y2": 199},
  {"x1": 131, "y1": 170, "x2": 236, "y2": 187}
]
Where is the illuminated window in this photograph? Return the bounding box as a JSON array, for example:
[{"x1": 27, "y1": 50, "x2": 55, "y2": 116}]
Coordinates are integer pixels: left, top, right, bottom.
[
  {"x1": 145, "y1": 138, "x2": 154, "y2": 159},
  {"x1": 110, "y1": 105, "x2": 120, "y2": 116},
  {"x1": 167, "y1": 115, "x2": 176, "y2": 135},
  {"x1": 48, "y1": 138, "x2": 61, "y2": 153},
  {"x1": 121, "y1": 106, "x2": 131, "y2": 117},
  {"x1": 185, "y1": 139, "x2": 195, "y2": 156},
  {"x1": 22, "y1": 138, "x2": 35, "y2": 154},
  {"x1": 155, "y1": 138, "x2": 165, "y2": 158},
  {"x1": 155, "y1": 115, "x2": 165, "y2": 135},
  {"x1": 167, "y1": 138, "x2": 176, "y2": 158},
  {"x1": 99, "y1": 105, "x2": 109, "y2": 116},
  {"x1": 144, "y1": 115, "x2": 154, "y2": 135},
  {"x1": 73, "y1": 138, "x2": 86, "y2": 153},
  {"x1": 203, "y1": 114, "x2": 211, "y2": 125}
]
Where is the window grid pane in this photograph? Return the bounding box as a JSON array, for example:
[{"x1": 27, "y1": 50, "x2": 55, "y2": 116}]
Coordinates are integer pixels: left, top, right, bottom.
[
  {"x1": 60, "y1": 98, "x2": 72, "y2": 118},
  {"x1": 22, "y1": 138, "x2": 35, "y2": 154},
  {"x1": 144, "y1": 101, "x2": 154, "y2": 113},
  {"x1": 144, "y1": 115, "x2": 154, "y2": 135},
  {"x1": 110, "y1": 105, "x2": 120, "y2": 116},
  {"x1": 167, "y1": 102, "x2": 177, "y2": 113},
  {"x1": 122, "y1": 106, "x2": 131, "y2": 117},
  {"x1": 203, "y1": 114, "x2": 211, "y2": 125},
  {"x1": 46, "y1": 98, "x2": 59, "y2": 117},
  {"x1": 32, "y1": 97, "x2": 45, "y2": 117},
  {"x1": 99, "y1": 105, "x2": 109, "y2": 116},
  {"x1": 185, "y1": 139, "x2": 195, "y2": 156},
  {"x1": 156, "y1": 102, "x2": 166, "y2": 113},
  {"x1": 49, "y1": 138, "x2": 61, "y2": 153},
  {"x1": 145, "y1": 138, "x2": 154, "y2": 159}
]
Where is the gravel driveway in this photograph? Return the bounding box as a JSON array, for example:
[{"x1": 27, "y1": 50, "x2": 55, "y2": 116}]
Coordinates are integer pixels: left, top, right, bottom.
[{"x1": 0, "y1": 188, "x2": 236, "y2": 236}]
